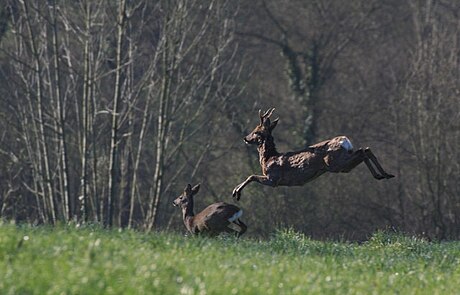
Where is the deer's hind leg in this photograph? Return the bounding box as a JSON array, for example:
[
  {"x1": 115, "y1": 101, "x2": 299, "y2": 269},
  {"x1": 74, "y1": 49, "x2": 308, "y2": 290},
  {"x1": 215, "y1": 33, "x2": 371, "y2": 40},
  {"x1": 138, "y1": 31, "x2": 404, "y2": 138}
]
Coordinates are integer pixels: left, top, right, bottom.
[
  {"x1": 222, "y1": 222, "x2": 245, "y2": 238},
  {"x1": 339, "y1": 149, "x2": 382, "y2": 179},
  {"x1": 364, "y1": 148, "x2": 394, "y2": 179},
  {"x1": 234, "y1": 219, "x2": 247, "y2": 237},
  {"x1": 221, "y1": 226, "x2": 239, "y2": 236},
  {"x1": 326, "y1": 148, "x2": 393, "y2": 180},
  {"x1": 325, "y1": 148, "x2": 365, "y2": 173}
]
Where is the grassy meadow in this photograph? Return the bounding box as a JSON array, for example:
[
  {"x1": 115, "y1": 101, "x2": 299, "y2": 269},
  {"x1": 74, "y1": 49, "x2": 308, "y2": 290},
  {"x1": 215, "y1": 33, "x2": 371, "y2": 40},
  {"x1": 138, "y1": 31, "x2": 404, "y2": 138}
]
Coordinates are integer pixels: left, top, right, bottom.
[{"x1": 0, "y1": 224, "x2": 459, "y2": 295}]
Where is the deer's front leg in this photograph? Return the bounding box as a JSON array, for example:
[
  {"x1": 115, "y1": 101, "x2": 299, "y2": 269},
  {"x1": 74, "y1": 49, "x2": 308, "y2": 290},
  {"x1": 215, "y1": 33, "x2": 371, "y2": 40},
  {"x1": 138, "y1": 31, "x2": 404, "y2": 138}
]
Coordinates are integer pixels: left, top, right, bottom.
[{"x1": 232, "y1": 175, "x2": 276, "y2": 201}]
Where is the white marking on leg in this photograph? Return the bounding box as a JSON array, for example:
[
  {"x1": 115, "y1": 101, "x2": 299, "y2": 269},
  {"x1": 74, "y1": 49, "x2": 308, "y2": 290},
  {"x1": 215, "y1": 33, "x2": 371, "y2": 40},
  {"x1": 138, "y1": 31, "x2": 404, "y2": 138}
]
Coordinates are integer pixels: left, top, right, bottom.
[{"x1": 228, "y1": 210, "x2": 242, "y2": 222}]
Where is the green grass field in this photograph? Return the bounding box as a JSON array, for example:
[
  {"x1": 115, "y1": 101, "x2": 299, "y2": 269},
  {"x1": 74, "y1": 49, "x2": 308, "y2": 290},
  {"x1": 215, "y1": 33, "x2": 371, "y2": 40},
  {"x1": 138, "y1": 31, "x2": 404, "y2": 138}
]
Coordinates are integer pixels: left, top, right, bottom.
[{"x1": 0, "y1": 224, "x2": 459, "y2": 295}]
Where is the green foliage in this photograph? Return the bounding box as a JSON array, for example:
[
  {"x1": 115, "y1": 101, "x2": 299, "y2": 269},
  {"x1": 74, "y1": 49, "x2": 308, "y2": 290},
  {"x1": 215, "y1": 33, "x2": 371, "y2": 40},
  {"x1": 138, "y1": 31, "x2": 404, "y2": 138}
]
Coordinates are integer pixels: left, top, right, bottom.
[{"x1": 0, "y1": 224, "x2": 459, "y2": 294}]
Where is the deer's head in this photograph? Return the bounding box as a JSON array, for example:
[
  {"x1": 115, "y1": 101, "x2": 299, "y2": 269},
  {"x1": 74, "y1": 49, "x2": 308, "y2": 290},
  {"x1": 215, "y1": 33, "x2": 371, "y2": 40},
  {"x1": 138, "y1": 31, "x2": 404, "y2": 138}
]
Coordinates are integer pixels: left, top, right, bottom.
[
  {"x1": 173, "y1": 183, "x2": 200, "y2": 208},
  {"x1": 243, "y1": 108, "x2": 279, "y2": 145}
]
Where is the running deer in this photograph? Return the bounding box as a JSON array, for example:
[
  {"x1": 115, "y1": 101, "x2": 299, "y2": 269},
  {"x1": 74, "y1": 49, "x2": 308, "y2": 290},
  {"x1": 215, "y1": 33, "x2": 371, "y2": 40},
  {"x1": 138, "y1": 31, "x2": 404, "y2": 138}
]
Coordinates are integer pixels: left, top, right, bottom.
[
  {"x1": 232, "y1": 108, "x2": 394, "y2": 200},
  {"x1": 173, "y1": 184, "x2": 247, "y2": 237}
]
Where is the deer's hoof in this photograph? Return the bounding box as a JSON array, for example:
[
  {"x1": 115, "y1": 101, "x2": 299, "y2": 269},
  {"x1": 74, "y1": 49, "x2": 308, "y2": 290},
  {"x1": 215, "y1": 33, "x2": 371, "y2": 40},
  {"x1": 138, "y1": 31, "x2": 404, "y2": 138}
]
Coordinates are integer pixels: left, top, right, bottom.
[{"x1": 385, "y1": 173, "x2": 395, "y2": 179}]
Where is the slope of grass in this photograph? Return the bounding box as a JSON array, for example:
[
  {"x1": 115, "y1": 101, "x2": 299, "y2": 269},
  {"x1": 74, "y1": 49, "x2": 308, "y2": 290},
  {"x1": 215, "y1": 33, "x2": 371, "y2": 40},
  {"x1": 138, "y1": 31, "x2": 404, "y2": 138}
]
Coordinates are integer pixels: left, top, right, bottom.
[{"x1": 0, "y1": 224, "x2": 459, "y2": 294}]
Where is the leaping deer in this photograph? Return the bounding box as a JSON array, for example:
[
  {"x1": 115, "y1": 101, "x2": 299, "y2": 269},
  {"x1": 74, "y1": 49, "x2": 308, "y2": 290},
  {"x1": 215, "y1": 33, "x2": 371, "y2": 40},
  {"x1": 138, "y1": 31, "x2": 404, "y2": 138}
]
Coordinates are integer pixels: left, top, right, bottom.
[
  {"x1": 174, "y1": 184, "x2": 247, "y2": 237},
  {"x1": 232, "y1": 108, "x2": 394, "y2": 200}
]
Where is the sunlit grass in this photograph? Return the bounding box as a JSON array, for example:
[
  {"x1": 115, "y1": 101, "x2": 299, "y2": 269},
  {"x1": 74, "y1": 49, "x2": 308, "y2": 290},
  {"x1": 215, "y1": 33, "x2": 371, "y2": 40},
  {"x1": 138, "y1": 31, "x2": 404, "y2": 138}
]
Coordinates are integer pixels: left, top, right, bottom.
[{"x1": 0, "y1": 224, "x2": 459, "y2": 294}]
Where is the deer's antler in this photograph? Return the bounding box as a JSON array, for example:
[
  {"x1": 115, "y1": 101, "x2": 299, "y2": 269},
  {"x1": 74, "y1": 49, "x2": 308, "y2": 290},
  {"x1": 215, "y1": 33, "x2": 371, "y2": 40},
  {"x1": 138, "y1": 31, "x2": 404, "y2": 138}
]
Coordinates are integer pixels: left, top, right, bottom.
[{"x1": 259, "y1": 108, "x2": 275, "y2": 124}]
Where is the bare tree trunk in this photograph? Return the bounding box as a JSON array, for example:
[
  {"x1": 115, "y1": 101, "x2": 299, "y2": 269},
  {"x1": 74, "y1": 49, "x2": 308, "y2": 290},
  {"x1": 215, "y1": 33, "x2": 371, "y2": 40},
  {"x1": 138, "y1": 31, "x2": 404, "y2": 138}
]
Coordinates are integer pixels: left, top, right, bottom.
[
  {"x1": 90, "y1": 83, "x2": 100, "y2": 223},
  {"x1": 79, "y1": 1, "x2": 92, "y2": 223},
  {"x1": 117, "y1": 35, "x2": 131, "y2": 227},
  {"x1": 147, "y1": 38, "x2": 172, "y2": 230},
  {"x1": 106, "y1": 0, "x2": 127, "y2": 227},
  {"x1": 50, "y1": 1, "x2": 71, "y2": 221}
]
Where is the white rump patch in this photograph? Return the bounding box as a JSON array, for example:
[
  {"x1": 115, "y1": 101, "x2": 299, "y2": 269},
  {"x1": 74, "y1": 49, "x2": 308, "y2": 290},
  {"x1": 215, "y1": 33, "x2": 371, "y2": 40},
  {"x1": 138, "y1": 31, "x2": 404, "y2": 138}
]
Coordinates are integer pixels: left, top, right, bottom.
[
  {"x1": 228, "y1": 210, "x2": 242, "y2": 222},
  {"x1": 340, "y1": 137, "x2": 353, "y2": 151}
]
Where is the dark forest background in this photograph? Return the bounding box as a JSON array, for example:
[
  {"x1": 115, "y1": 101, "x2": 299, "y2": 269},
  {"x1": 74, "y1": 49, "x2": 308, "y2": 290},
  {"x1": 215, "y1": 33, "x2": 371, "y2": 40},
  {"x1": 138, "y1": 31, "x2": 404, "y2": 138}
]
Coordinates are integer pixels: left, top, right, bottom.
[{"x1": 0, "y1": 0, "x2": 459, "y2": 240}]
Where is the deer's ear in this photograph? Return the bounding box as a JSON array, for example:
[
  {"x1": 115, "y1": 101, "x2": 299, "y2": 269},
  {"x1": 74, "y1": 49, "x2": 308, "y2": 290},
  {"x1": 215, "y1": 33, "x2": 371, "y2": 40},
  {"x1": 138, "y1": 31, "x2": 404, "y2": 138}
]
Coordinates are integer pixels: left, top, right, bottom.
[
  {"x1": 269, "y1": 118, "x2": 279, "y2": 131},
  {"x1": 185, "y1": 184, "x2": 192, "y2": 194},
  {"x1": 191, "y1": 183, "x2": 200, "y2": 195}
]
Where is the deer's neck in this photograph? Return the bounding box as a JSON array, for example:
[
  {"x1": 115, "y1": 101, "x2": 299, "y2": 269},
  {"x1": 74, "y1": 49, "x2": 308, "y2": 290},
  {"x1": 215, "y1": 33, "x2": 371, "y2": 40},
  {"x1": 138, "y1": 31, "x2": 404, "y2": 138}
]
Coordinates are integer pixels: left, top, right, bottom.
[
  {"x1": 258, "y1": 135, "x2": 279, "y2": 163},
  {"x1": 182, "y1": 202, "x2": 195, "y2": 232},
  {"x1": 184, "y1": 216, "x2": 195, "y2": 233}
]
